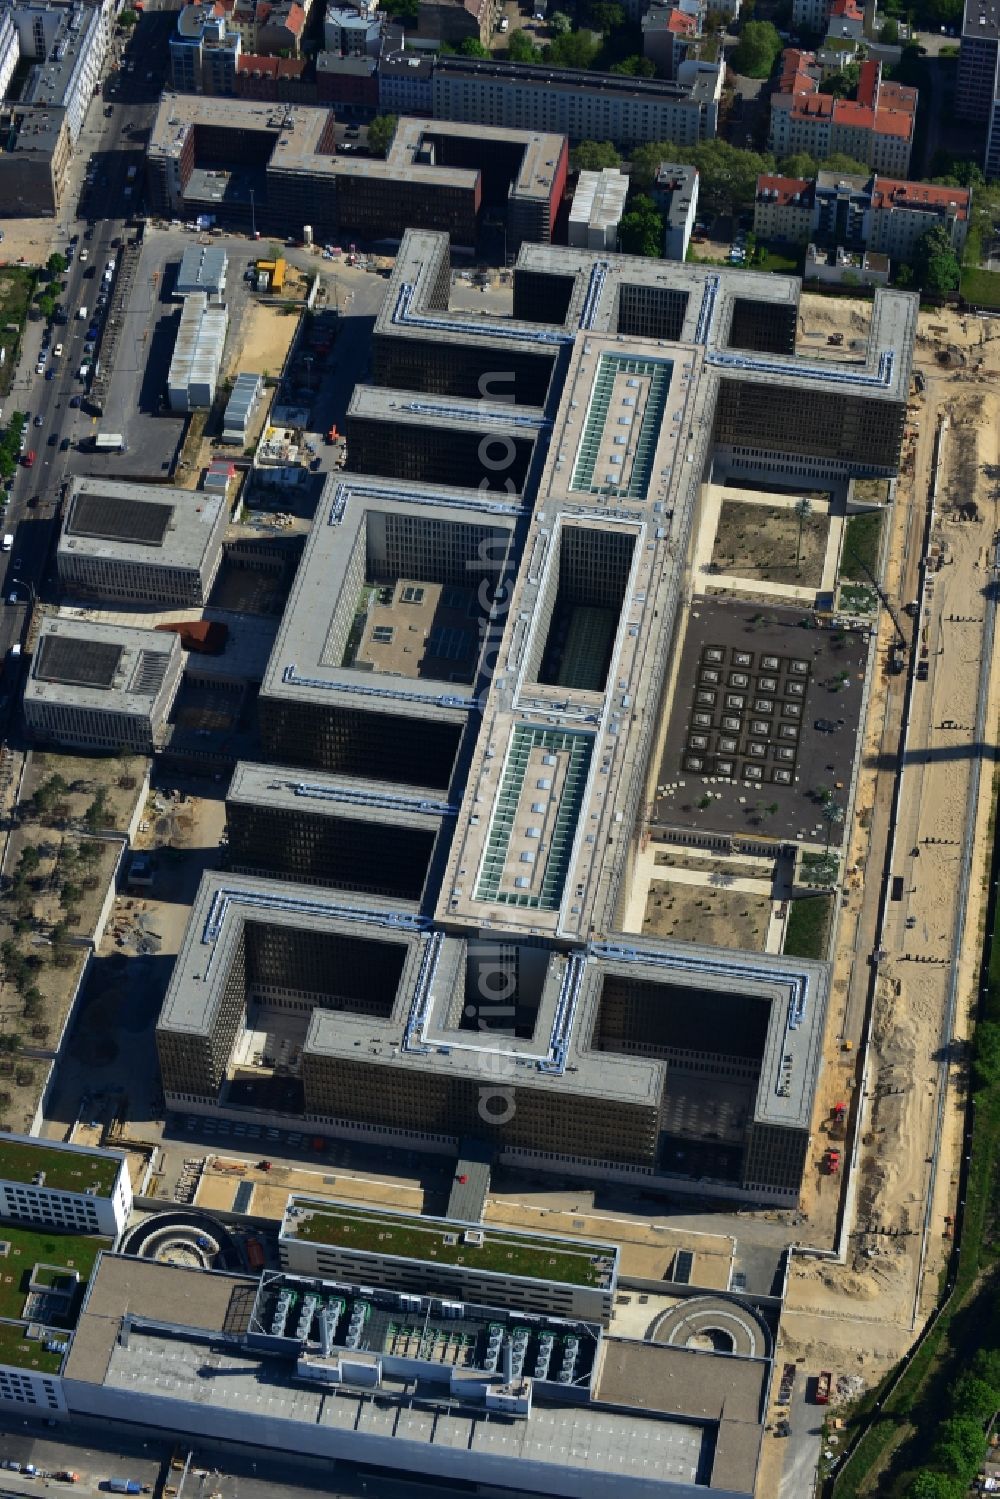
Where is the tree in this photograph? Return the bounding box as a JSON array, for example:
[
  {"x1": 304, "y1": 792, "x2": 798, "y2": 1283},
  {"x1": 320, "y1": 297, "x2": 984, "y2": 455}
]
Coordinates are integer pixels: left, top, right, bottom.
[
  {"x1": 823, "y1": 151, "x2": 872, "y2": 175},
  {"x1": 545, "y1": 29, "x2": 600, "y2": 66},
  {"x1": 691, "y1": 139, "x2": 774, "y2": 213},
  {"x1": 731, "y1": 19, "x2": 783, "y2": 78},
  {"x1": 46, "y1": 253, "x2": 67, "y2": 277},
  {"x1": 611, "y1": 55, "x2": 656, "y2": 75},
  {"x1": 779, "y1": 151, "x2": 819, "y2": 179},
  {"x1": 550, "y1": 9, "x2": 572, "y2": 30},
  {"x1": 459, "y1": 35, "x2": 490, "y2": 55},
  {"x1": 630, "y1": 140, "x2": 680, "y2": 190},
  {"x1": 35, "y1": 294, "x2": 56, "y2": 322},
  {"x1": 895, "y1": 262, "x2": 914, "y2": 287},
  {"x1": 581, "y1": 0, "x2": 626, "y2": 27},
  {"x1": 118, "y1": 7, "x2": 139, "y2": 23},
  {"x1": 879, "y1": 16, "x2": 900, "y2": 39},
  {"x1": 950, "y1": 1372, "x2": 1000, "y2": 1421},
  {"x1": 794, "y1": 496, "x2": 812, "y2": 567},
  {"x1": 914, "y1": 223, "x2": 961, "y2": 295},
  {"x1": 508, "y1": 28, "x2": 542, "y2": 61},
  {"x1": 824, "y1": 62, "x2": 861, "y2": 97},
  {"x1": 388, "y1": 0, "x2": 418, "y2": 20},
  {"x1": 619, "y1": 194, "x2": 664, "y2": 258},
  {"x1": 367, "y1": 115, "x2": 397, "y2": 158},
  {"x1": 823, "y1": 801, "x2": 844, "y2": 847},
  {"x1": 16, "y1": 847, "x2": 42, "y2": 877},
  {"x1": 907, "y1": 1473, "x2": 965, "y2": 1499},
  {"x1": 571, "y1": 140, "x2": 622, "y2": 173},
  {"x1": 931, "y1": 1416, "x2": 988, "y2": 1481}
]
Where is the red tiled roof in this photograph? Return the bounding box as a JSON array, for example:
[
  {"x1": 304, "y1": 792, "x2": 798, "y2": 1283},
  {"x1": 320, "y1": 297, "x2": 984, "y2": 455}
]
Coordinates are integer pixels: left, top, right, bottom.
[
  {"x1": 832, "y1": 99, "x2": 875, "y2": 128},
  {"x1": 880, "y1": 79, "x2": 917, "y2": 111},
  {"x1": 283, "y1": 2, "x2": 305, "y2": 34},
  {"x1": 667, "y1": 9, "x2": 697, "y2": 32},
  {"x1": 237, "y1": 51, "x2": 306, "y2": 75},
  {"x1": 857, "y1": 57, "x2": 881, "y2": 106},
  {"x1": 756, "y1": 174, "x2": 813, "y2": 206},
  {"x1": 873, "y1": 106, "x2": 916, "y2": 138},
  {"x1": 872, "y1": 175, "x2": 970, "y2": 218},
  {"x1": 791, "y1": 94, "x2": 834, "y2": 119},
  {"x1": 778, "y1": 46, "x2": 817, "y2": 91},
  {"x1": 830, "y1": 0, "x2": 863, "y2": 15}
]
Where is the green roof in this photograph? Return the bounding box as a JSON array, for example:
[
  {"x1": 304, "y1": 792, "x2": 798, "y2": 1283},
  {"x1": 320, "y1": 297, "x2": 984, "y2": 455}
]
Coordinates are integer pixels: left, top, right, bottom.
[
  {"x1": 0, "y1": 1138, "x2": 121, "y2": 1195},
  {"x1": 284, "y1": 1200, "x2": 616, "y2": 1289},
  {"x1": 0, "y1": 1224, "x2": 109, "y2": 1323},
  {"x1": 0, "y1": 1319, "x2": 67, "y2": 1375}
]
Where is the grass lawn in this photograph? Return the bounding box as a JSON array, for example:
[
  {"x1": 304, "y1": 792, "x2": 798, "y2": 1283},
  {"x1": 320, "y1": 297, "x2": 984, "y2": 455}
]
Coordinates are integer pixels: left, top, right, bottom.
[
  {"x1": 783, "y1": 895, "x2": 834, "y2": 960},
  {"x1": 754, "y1": 246, "x2": 803, "y2": 275},
  {"x1": 0, "y1": 1226, "x2": 108, "y2": 1323},
  {"x1": 840, "y1": 511, "x2": 883, "y2": 583},
  {"x1": 0, "y1": 1137, "x2": 120, "y2": 1195},
  {"x1": 961, "y1": 266, "x2": 1000, "y2": 310},
  {"x1": 0, "y1": 1319, "x2": 66, "y2": 1374},
  {"x1": 0, "y1": 269, "x2": 35, "y2": 398},
  {"x1": 290, "y1": 1202, "x2": 613, "y2": 1287}
]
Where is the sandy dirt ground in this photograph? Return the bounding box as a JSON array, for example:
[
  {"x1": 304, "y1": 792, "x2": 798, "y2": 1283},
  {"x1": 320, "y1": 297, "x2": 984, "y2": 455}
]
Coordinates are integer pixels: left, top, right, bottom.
[
  {"x1": 640, "y1": 878, "x2": 772, "y2": 949},
  {"x1": 230, "y1": 302, "x2": 299, "y2": 380},
  {"x1": 713, "y1": 497, "x2": 831, "y2": 588},
  {"x1": 193, "y1": 1153, "x2": 427, "y2": 1219},
  {"x1": 765, "y1": 306, "x2": 1000, "y2": 1464}
]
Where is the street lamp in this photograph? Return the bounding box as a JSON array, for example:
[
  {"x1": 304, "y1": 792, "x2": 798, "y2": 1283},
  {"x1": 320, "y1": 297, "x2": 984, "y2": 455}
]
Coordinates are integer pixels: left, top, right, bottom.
[
  {"x1": 249, "y1": 189, "x2": 256, "y2": 240},
  {"x1": 8, "y1": 579, "x2": 34, "y2": 606}
]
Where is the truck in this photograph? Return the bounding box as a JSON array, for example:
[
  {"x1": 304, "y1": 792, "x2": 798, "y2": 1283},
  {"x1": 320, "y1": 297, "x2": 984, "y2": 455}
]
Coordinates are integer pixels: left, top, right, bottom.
[
  {"x1": 89, "y1": 433, "x2": 125, "y2": 453},
  {"x1": 104, "y1": 1480, "x2": 145, "y2": 1495},
  {"x1": 2, "y1": 533, "x2": 11, "y2": 552},
  {"x1": 815, "y1": 1370, "x2": 833, "y2": 1405}
]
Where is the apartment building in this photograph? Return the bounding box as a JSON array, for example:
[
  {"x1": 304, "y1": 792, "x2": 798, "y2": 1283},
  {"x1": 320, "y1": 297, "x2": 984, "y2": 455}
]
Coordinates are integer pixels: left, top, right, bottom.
[
  {"x1": 170, "y1": 2, "x2": 241, "y2": 94},
  {"x1": 651, "y1": 160, "x2": 700, "y2": 259},
  {"x1": 57, "y1": 477, "x2": 228, "y2": 608},
  {"x1": 769, "y1": 55, "x2": 916, "y2": 175},
  {"x1": 641, "y1": 3, "x2": 699, "y2": 79},
  {"x1": 0, "y1": 1133, "x2": 131, "y2": 1238},
  {"x1": 755, "y1": 169, "x2": 970, "y2": 261},
  {"x1": 24, "y1": 617, "x2": 184, "y2": 753},
  {"x1": 958, "y1": 0, "x2": 1000, "y2": 121},
  {"x1": 431, "y1": 55, "x2": 723, "y2": 148}
]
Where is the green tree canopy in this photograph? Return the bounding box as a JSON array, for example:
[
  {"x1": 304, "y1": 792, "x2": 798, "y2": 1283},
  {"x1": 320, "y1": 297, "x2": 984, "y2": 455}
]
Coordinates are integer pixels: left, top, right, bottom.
[
  {"x1": 906, "y1": 1472, "x2": 964, "y2": 1499},
  {"x1": 579, "y1": 0, "x2": 625, "y2": 27},
  {"x1": 931, "y1": 1416, "x2": 988, "y2": 1480},
  {"x1": 611, "y1": 54, "x2": 656, "y2": 75},
  {"x1": 118, "y1": 7, "x2": 139, "y2": 24},
  {"x1": 508, "y1": 27, "x2": 542, "y2": 61},
  {"x1": 46, "y1": 252, "x2": 67, "y2": 277},
  {"x1": 571, "y1": 139, "x2": 622, "y2": 173},
  {"x1": 389, "y1": 0, "x2": 418, "y2": 20},
  {"x1": 459, "y1": 35, "x2": 490, "y2": 55},
  {"x1": 879, "y1": 16, "x2": 900, "y2": 40},
  {"x1": 824, "y1": 62, "x2": 861, "y2": 97},
  {"x1": 550, "y1": 9, "x2": 572, "y2": 31},
  {"x1": 630, "y1": 138, "x2": 774, "y2": 210},
  {"x1": 778, "y1": 151, "x2": 819, "y2": 179},
  {"x1": 618, "y1": 194, "x2": 663, "y2": 257},
  {"x1": 949, "y1": 1372, "x2": 1000, "y2": 1422},
  {"x1": 545, "y1": 29, "x2": 600, "y2": 66},
  {"x1": 731, "y1": 19, "x2": 782, "y2": 78},
  {"x1": 367, "y1": 114, "x2": 398, "y2": 158},
  {"x1": 914, "y1": 223, "x2": 961, "y2": 295},
  {"x1": 823, "y1": 151, "x2": 871, "y2": 175}
]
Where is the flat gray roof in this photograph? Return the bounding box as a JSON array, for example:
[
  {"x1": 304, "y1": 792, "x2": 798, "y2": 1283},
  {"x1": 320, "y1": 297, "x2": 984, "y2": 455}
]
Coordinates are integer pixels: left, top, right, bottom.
[
  {"x1": 260, "y1": 472, "x2": 518, "y2": 723},
  {"x1": 26, "y1": 617, "x2": 182, "y2": 714},
  {"x1": 59, "y1": 477, "x2": 227, "y2": 573},
  {"x1": 227, "y1": 762, "x2": 454, "y2": 833}
]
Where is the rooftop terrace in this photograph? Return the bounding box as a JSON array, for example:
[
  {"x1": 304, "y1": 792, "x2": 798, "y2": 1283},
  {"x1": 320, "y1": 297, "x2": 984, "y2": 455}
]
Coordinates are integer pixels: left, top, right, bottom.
[
  {"x1": 0, "y1": 1138, "x2": 121, "y2": 1196},
  {"x1": 282, "y1": 1200, "x2": 616, "y2": 1289}
]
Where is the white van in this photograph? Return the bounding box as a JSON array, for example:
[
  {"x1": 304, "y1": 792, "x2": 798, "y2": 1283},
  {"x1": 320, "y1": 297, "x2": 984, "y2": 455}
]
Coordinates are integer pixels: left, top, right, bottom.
[{"x1": 77, "y1": 305, "x2": 88, "y2": 320}]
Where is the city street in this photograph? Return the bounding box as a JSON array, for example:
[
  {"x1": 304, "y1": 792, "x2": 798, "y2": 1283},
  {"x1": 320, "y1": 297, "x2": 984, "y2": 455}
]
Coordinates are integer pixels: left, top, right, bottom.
[{"x1": 0, "y1": 4, "x2": 173, "y2": 681}]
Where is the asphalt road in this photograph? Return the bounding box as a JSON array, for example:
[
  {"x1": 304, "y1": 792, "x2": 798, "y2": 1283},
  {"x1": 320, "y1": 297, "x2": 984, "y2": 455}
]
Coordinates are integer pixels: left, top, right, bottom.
[{"x1": 0, "y1": 4, "x2": 173, "y2": 720}]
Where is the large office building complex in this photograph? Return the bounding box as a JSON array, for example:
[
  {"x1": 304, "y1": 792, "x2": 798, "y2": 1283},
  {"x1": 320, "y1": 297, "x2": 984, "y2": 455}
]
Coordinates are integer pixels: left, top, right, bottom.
[
  {"x1": 147, "y1": 96, "x2": 567, "y2": 247},
  {"x1": 157, "y1": 230, "x2": 916, "y2": 1207},
  {"x1": 57, "y1": 477, "x2": 228, "y2": 607},
  {"x1": 24, "y1": 617, "x2": 184, "y2": 752}
]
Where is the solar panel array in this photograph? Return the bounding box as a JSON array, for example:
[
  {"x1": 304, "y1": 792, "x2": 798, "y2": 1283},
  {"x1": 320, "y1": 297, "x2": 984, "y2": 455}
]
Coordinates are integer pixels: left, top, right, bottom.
[
  {"x1": 35, "y1": 633, "x2": 123, "y2": 689},
  {"x1": 70, "y1": 492, "x2": 173, "y2": 547}
]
